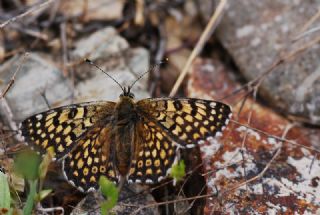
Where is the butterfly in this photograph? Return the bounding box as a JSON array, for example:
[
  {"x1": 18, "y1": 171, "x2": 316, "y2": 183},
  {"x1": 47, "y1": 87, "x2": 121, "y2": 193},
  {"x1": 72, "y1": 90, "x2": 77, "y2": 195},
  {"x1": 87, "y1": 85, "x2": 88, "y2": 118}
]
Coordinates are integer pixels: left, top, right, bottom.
[{"x1": 19, "y1": 61, "x2": 232, "y2": 192}]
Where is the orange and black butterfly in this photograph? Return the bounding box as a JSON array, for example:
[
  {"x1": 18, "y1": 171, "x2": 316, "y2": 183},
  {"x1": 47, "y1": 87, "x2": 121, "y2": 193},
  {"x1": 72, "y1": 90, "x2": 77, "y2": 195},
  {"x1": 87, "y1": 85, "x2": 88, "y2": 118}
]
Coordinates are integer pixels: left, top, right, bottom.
[{"x1": 19, "y1": 61, "x2": 232, "y2": 192}]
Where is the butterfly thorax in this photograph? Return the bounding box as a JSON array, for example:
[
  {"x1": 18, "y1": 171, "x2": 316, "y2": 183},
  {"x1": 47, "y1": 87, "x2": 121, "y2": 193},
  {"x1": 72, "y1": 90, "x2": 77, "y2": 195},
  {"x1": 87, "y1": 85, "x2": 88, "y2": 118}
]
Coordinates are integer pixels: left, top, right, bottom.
[{"x1": 113, "y1": 95, "x2": 139, "y2": 176}]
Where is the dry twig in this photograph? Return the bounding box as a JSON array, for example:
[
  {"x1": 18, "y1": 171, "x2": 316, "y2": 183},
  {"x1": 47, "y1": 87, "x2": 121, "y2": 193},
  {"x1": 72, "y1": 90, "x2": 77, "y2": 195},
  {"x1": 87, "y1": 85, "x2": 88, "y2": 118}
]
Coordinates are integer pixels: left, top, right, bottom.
[
  {"x1": 169, "y1": 0, "x2": 227, "y2": 96},
  {"x1": 0, "y1": 0, "x2": 54, "y2": 29},
  {"x1": 0, "y1": 53, "x2": 29, "y2": 99}
]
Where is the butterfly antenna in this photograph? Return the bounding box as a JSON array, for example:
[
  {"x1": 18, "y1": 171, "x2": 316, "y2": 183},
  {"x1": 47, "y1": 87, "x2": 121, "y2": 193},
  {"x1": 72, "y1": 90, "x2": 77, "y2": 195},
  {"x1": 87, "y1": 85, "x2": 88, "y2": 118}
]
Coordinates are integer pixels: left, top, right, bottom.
[
  {"x1": 85, "y1": 59, "x2": 124, "y2": 92},
  {"x1": 129, "y1": 59, "x2": 167, "y2": 89}
]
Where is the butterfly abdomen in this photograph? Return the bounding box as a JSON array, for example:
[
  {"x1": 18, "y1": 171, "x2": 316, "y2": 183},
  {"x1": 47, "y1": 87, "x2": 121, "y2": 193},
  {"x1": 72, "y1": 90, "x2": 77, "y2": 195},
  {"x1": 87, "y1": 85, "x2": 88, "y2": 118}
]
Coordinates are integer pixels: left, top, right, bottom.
[{"x1": 113, "y1": 96, "x2": 138, "y2": 176}]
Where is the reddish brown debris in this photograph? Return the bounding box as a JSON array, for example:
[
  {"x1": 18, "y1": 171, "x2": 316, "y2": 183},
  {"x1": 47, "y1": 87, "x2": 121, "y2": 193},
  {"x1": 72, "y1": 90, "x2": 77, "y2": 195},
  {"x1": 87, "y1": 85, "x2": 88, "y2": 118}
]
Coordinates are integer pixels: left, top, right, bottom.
[{"x1": 187, "y1": 58, "x2": 320, "y2": 214}]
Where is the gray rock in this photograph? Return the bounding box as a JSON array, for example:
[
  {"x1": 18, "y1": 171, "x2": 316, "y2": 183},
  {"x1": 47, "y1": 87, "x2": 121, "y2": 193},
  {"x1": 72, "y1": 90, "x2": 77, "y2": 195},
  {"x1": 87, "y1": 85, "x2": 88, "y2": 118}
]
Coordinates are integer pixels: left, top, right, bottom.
[
  {"x1": 0, "y1": 27, "x2": 150, "y2": 128},
  {"x1": 216, "y1": 0, "x2": 320, "y2": 124},
  {"x1": 71, "y1": 27, "x2": 150, "y2": 102},
  {"x1": 71, "y1": 186, "x2": 159, "y2": 215},
  {"x1": 0, "y1": 53, "x2": 73, "y2": 127}
]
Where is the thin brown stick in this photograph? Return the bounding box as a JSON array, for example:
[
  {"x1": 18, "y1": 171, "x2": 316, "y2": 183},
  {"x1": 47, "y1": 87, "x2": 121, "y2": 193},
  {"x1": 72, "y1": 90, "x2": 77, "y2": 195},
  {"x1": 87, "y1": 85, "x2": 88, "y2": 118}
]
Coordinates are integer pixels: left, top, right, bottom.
[
  {"x1": 8, "y1": 23, "x2": 48, "y2": 40},
  {"x1": 230, "y1": 119, "x2": 320, "y2": 154},
  {"x1": 219, "y1": 147, "x2": 281, "y2": 197},
  {"x1": 0, "y1": 52, "x2": 29, "y2": 99},
  {"x1": 218, "y1": 123, "x2": 294, "y2": 201},
  {"x1": 135, "y1": 0, "x2": 145, "y2": 26},
  {"x1": 169, "y1": 0, "x2": 227, "y2": 97},
  {"x1": 202, "y1": 157, "x2": 254, "y2": 177},
  {"x1": 0, "y1": 0, "x2": 54, "y2": 28},
  {"x1": 47, "y1": 0, "x2": 61, "y2": 27},
  {"x1": 60, "y1": 22, "x2": 68, "y2": 76},
  {"x1": 219, "y1": 32, "x2": 320, "y2": 105},
  {"x1": 295, "y1": 8, "x2": 320, "y2": 38}
]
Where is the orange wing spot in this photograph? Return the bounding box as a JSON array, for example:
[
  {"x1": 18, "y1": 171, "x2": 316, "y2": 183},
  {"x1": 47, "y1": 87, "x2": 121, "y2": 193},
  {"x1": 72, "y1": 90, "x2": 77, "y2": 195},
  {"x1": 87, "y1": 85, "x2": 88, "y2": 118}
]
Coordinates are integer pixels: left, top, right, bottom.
[
  {"x1": 57, "y1": 144, "x2": 64, "y2": 152},
  {"x1": 156, "y1": 140, "x2": 161, "y2": 150},
  {"x1": 185, "y1": 115, "x2": 193, "y2": 122},
  {"x1": 77, "y1": 159, "x2": 84, "y2": 168},
  {"x1": 90, "y1": 176, "x2": 96, "y2": 182},
  {"x1": 160, "y1": 149, "x2": 166, "y2": 159},
  {"x1": 200, "y1": 127, "x2": 208, "y2": 136},
  {"x1": 42, "y1": 139, "x2": 48, "y2": 148},
  {"x1": 58, "y1": 113, "x2": 69, "y2": 123},
  {"x1": 175, "y1": 116, "x2": 184, "y2": 125},
  {"x1": 56, "y1": 125, "x2": 63, "y2": 133},
  {"x1": 48, "y1": 124, "x2": 55, "y2": 133},
  {"x1": 193, "y1": 133, "x2": 200, "y2": 139},
  {"x1": 138, "y1": 160, "x2": 143, "y2": 168},
  {"x1": 145, "y1": 151, "x2": 151, "y2": 157},
  {"x1": 152, "y1": 149, "x2": 157, "y2": 158},
  {"x1": 195, "y1": 103, "x2": 206, "y2": 109},
  {"x1": 83, "y1": 168, "x2": 89, "y2": 176},
  {"x1": 55, "y1": 137, "x2": 61, "y2": 143},
  {"x1": 198, "y1": 108, "x2": 206, "y2": 116},
  {"x1": 92, "y1": 166, "x2": 98, "y2": 174},
  {"x1": 87, "y1": 157, "x2": 93, "y2": 165},
  {"x1": 65, "y1": 136, "x2": 72, "y2": 146},
  {"x1": 100, "y1": 166, "x2": 106, "y2": 173},
  {"x1": 154, "y1": 159, "x2": 160, "y2": 167},
  {"x1": 46, "y1": 112, "x2": 57, "y2": 121},
  {"x1": 166, "y1": 101, "x2": 176, "y2": 111},
  {"x1": 63, "y1": 125, "x2": 72, "y2": 135},
  {"x1": 146, "y1": 168, "x2": 153, "y2": 175},
  {"x1": 146, "y1": 159, "x2": 152, "y2": 167}
]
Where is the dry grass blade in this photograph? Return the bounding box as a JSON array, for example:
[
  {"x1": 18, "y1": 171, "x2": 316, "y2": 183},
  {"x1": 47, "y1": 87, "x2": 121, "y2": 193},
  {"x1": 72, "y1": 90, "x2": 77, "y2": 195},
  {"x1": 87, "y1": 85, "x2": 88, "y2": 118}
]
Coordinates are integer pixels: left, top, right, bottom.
[
  {"x1": 0, "y1": 0, "x2": 55, "y2": 29},
  {"x1": 294, "y1": 9, "x2": 320, "y2": 40},
  {"x1": 0, "y1": 53, "x2": 29, "y2": 99},
  {"x1": 230, "y1": 119, "x2": 320, "y2": 154},
  {"x1": 169, "y1": 0, "x2": 227, "y2": 97}
]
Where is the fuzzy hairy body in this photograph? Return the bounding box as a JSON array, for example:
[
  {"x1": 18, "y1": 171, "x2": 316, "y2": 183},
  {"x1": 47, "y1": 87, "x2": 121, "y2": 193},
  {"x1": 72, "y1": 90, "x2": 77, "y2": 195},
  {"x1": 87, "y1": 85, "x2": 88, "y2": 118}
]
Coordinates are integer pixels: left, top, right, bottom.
[{"x1": 112, "y1": 96, "x2": 138, "y2": 176}]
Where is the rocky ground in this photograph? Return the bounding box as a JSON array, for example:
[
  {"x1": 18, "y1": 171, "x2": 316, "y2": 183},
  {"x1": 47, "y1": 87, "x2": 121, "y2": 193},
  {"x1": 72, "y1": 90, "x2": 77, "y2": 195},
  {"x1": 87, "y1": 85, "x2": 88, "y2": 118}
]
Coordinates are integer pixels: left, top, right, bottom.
[{"x1": 0, "y1": 0, "x2": 319, "y2": 214}]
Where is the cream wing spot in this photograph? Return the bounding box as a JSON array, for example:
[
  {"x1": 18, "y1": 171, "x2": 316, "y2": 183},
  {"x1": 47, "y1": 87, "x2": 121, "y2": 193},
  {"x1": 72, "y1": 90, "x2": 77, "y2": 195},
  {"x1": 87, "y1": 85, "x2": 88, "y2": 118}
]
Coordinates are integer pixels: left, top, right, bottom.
[
  {"x1": 36, "y1": 114, "x2": 43, "y2": 120},
  {"x1": 167, "y1": 101, "x2": 176, "y2": 111},
  {"x1": 74, "y1": 107, "x2": 85, "y2": 119}
]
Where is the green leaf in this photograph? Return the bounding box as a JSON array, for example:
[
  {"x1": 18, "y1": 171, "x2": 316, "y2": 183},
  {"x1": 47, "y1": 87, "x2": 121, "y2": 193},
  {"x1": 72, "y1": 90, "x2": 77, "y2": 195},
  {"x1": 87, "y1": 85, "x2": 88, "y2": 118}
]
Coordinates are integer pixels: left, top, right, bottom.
[
  {"x1": 99, "y1": 176, "x2": 118, "y2": 214},
  {"x1": 170, "y1": 160, "x2": 186, "y2": 183},
  {"x1": 14, "y1": 151, "x2": 41, "y2": 180},
  {"x1": 0, "y1": 171, "x2": 11, "y2": 214},
  {"x1": 23, "y1": 180, "x2": 38, "y2": 215}
]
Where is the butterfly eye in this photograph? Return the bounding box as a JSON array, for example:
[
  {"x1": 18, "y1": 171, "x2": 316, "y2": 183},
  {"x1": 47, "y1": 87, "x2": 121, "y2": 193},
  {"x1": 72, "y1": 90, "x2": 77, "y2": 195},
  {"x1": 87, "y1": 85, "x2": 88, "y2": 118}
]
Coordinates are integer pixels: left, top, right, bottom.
[{"x1": 129, "y1": 93, "x2": 135, "y2": 98}]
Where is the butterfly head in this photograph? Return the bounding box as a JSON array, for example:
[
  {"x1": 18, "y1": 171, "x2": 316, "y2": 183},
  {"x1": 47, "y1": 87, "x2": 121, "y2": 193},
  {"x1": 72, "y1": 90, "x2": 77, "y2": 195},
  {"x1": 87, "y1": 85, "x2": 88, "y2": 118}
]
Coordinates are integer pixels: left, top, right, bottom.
[{"x1": 120, "y1": 86, "x2": 135, "y2": 99}]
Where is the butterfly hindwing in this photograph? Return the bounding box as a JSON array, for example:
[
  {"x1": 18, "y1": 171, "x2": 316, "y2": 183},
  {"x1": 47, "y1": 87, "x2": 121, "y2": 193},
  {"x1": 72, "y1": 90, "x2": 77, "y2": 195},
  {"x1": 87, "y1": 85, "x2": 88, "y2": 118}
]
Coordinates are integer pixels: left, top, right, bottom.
[
  {"x1": 136, "y1": 98, "x2": 232, "y2": 148},
  {"x1": 128, "y1": 118, "x2": 178, "y2": 184},
  {"x1": 63, "y1": 126, "x2": 119, "y2": 192},
  {"x1": 20, "y1": 101, "x2": 116, "y2": 159}
]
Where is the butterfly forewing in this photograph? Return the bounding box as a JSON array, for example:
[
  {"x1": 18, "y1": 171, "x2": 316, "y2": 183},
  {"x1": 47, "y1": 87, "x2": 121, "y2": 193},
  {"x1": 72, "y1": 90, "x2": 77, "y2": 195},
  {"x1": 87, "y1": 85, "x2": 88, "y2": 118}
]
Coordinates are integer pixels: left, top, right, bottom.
[
  {"x1": 128, "y1": 119, "x2": 178, "y2": 184},
  {"x1": 63, "y1": 126, "x2": 119, "y2": 192},
  {"x1": 20, "y1": 101, "x2": 116, "y2": 159},
  {"x1": 136, "y1": 98, "x2": 232, "y2": 148}
]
